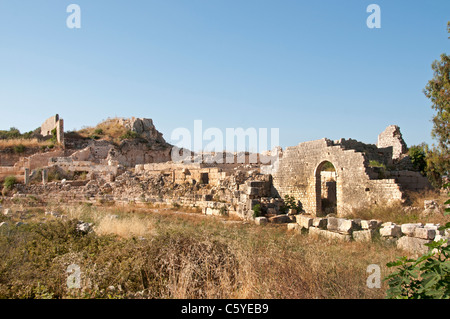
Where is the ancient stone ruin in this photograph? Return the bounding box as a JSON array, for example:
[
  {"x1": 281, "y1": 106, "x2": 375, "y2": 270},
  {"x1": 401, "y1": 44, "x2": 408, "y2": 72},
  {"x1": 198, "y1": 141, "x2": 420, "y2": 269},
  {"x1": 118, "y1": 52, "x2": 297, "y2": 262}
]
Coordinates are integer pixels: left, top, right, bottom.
[{"x1": 1, "y1": 115, "x2": 446, "y2": 255}]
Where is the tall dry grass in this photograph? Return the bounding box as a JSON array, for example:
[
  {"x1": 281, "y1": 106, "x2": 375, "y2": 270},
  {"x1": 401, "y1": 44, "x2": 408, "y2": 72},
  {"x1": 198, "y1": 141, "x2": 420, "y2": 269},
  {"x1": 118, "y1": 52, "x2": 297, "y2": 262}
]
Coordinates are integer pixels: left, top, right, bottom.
[
  {"x1": 0, "y1": 138, "x2": 51, "y2": 149},
  {"x1": 0, "y1": 204, "x2": 404, "y2": 299}
]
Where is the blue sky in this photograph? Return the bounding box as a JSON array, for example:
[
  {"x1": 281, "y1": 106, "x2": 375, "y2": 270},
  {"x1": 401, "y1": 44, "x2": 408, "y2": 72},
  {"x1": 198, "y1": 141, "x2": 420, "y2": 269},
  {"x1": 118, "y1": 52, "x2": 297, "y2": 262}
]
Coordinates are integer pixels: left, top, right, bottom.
[{"x1": 0, "y1": 0, "x2": 449, "y2": 151}]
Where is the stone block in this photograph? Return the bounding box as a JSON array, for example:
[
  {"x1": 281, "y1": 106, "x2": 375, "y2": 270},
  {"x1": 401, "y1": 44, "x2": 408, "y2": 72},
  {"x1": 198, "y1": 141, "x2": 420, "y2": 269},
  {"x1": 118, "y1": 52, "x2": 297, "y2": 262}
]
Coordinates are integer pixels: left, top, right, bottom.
[
  {"x1": 327, "y1": 217, "x2": 339, "y2": 232},
  {"x1": 247, "y1": 187, "x2": 259, "y2": 196},
  {"x1": 380, "y1": 225, "x2": 402, "y2": 238},
  {"x1": 312, "y1": 217, "x2": 328, "y2": 229},
  {"x1": 414, "y1": 227, "x2": 436, "y2": 240},
  {"x1": 309, "y1": 227, "x2": 351, "y2": 242},
  {"x1": 269, "y1": 214, "x2": 291, "y2": 224},
  {"x1": 287, "y1": 223, "x2": 298, "y2": 231},
  {"x1": 247, "y1": 199, "x2": 260, "y2": 210},
  {"x1": 401, "y1": 223, "x2": 423, "y2": 237},
  {"x1": 361, "y1": 219, "x2": 382, "y2": 230},
  {"x1": 287, "y1": 209, "x2": 297, "y2": 215},
  {"x1": 353, "y1": 230, "x2": 374, "y2": 243},
  {"x1": 397, "y1": 236, "x2": 431, "y2": 256},
  {"x1": 296, "y1": 215, "x2": 313, "y2": 229},
  {"x1": 337, "y1": 219, "x2": 358, "y2": 234},
  {"x1": 254, "y1": 217, "x2": 268, "y2": 226}
]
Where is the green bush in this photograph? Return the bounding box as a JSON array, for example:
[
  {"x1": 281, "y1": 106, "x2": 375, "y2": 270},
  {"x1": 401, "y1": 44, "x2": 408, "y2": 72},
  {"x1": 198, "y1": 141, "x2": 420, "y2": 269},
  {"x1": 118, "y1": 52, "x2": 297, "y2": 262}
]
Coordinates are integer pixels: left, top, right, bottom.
[
  {"x1": 119, "y1": 130, "x2": 139, "y2": 140},
  {"x1": 3, "y1": 176, "x2": 17, "y2": 190},
  {"x1": 13, "y1": 144, "x2": 25, "y2": 153},
  {"x1": 253, "y1": 204, "x2": 261, "y2": 218},
  {"x1": 384, "y1": 183, "x2": 450, "y2": 299},
  {"x1": 281, "y1": 195, "x2": 304, "y2": 214}
]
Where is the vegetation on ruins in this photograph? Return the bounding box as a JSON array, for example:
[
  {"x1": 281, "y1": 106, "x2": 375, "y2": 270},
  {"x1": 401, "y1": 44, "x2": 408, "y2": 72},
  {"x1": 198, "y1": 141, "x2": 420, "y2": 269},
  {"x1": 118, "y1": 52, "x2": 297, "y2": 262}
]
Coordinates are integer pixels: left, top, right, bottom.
[
  {"x1": 3, "y1": 176, "x2": 17, "y2": 191},
  {"x1": 384, "y1": 183, "x2": 450, "y2": 299},
  {"x1": 76, "y1": 118, "x2": 136, "y2": 144},
  {"x1": 281, "y1": 195, "x2": 304, "y2": 214}
]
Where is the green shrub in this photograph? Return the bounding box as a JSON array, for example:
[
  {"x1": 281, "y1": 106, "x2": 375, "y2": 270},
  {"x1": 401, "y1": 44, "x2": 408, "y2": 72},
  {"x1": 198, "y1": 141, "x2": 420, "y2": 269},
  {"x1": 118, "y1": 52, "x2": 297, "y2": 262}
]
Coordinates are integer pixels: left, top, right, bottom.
[
  {"x1": 281, "y1": 195, "x2": 303, "y2": 214},
  {"x1": 13, "y1": 144, "x2": 25, "y2": 153},
  {"x1": 384, "y1": 183, "x2": 450, "y2": 299},
  {"x1": 252, "y1": 204, "x2": 261, "y2": 218},
  {"x1": 94, "y1": 128, "x2": 104, "y2": 135},
  {"x1": 119, "y1": 130, "x2": 139, "y2": 140},
  {"x1": 369, "y1": 160, "x2": 386, "y2": 169},
  {"x1": 3, "y1": 176, "x2": 17, "y2": 190}
]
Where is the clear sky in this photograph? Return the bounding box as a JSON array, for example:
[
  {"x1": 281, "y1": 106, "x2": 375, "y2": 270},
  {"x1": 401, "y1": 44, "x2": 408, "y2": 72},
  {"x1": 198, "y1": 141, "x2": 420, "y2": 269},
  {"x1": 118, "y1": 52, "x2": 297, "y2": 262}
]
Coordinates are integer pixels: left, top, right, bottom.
[{"x1": 0, "y1": 0, "x2": 449, "y2": 151}]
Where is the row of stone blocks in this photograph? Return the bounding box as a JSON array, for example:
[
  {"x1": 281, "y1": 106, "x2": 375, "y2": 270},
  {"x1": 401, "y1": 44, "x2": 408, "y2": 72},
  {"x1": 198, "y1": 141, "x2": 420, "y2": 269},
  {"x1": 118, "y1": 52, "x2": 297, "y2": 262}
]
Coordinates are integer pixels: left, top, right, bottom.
[{"x1": 272, "y1": 215, "x2": 449, "y2": 255}]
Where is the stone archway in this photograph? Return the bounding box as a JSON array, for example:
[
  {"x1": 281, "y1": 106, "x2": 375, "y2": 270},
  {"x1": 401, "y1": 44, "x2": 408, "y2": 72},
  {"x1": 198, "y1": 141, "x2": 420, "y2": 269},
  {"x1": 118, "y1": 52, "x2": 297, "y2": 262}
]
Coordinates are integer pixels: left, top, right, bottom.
[{"x1": 314, "y1": 161, "x2": 337, "y2": 217}]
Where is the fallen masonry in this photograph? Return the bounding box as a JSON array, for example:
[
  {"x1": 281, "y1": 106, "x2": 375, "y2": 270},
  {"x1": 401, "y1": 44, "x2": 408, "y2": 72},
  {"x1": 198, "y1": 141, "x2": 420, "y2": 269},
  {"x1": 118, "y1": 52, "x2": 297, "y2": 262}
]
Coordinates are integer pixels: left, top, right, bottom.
[
  {"x1": 0, "y1": 115, "x2": 447, "y2": 256},
  {"x1": 288, "y1": 214, "x2": 449, "y2": 256}
]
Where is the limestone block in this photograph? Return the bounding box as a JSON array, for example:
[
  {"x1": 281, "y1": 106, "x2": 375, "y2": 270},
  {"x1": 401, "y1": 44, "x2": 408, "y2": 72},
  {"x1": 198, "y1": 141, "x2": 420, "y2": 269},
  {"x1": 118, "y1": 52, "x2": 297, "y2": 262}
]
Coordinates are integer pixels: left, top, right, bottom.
[
  {"x1": 397, "y1": 236, "x2": 431, "y2": 255},
  {"x1": 414, "y1": 227, "x2": 436, "y2": 240},
  {"x1": 296, "y1": 215, "x2": 313, "y2": 229},
  {"x1": 269, "y1": 215, "x2": 291, "y2": 224},
  {"x1": 247, "y1": 187, "x2": 259, "y2": 196},
  {"x1": 380, "y1": 225, "x2": 402, "y2": 238},
  {"x1": 327, "y1": 217, "x2": 339, "y2": 232},
  {"x1": 337, "y1": 219, "x2": 358, "y2": 234},
  {"x1": 401, "y1": 223, "x2": 423, "y2": 237},
  {"x1": 361, "y1": 219, "x2": 382, "y2": 230},
  {"x1": 353, "y1": 230, "x2": 374, "y2": 242},
  {"x1": 254, "y1": 217, "x2": 268, "y2": 226},
  {"x1": 312, "y1": 217, "x2": 328, "y2": 229},
  {"x1": 287, "y1": 223, "x2": 298, "y2": 231},
  {"x1": 309, "y1": 227, "x2": 351, "y2": 242}
]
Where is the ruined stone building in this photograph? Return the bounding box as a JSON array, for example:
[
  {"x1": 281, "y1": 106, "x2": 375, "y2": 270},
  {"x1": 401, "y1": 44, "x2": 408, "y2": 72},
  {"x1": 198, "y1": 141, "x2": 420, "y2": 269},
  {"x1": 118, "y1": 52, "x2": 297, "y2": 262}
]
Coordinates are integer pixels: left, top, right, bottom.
[{"x1": 0, "y1": 115, "x2": 432, "y2": 220}]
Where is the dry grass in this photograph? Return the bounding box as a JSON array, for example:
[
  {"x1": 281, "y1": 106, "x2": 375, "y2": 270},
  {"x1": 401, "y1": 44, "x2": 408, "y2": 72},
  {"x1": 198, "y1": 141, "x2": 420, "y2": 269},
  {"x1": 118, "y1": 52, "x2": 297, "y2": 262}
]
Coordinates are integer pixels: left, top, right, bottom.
[
  {"x1": 347, "y1": 190, "x2": 450, "y2": 225},
  {"x1": 95, "y1": 215, "x2": 156, "y2": 239},
  {"x1": 76, "y1": 117, "x2": 128, "y2": 143},
  {"x1": 0, "y1": 138, "x2": 52, "y2": 150},
  {"x1": 0, "y1": 203, "x2": 413, "y2": 299}
]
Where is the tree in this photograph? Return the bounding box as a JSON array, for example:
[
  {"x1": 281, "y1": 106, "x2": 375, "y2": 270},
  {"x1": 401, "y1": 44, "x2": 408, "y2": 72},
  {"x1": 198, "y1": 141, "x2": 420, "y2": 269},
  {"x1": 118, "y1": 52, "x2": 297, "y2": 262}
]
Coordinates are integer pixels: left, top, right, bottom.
[{"x1": 421, "y1": 21, "x2": 450, "y2": 187}]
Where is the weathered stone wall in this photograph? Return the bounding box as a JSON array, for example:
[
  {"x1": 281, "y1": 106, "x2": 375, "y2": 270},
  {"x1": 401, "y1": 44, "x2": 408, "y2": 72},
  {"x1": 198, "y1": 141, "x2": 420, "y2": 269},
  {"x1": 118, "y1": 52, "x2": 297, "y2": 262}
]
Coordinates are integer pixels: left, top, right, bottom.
[
  {"x1": 40, "y1": 114, "x2": 64, "y2": 145},
  {"x1": 268, "y1": 138, "x2": 405, "y2": 217},
  {"x1": 377, "y1": 125, "x2": 408, "y2": 161}
]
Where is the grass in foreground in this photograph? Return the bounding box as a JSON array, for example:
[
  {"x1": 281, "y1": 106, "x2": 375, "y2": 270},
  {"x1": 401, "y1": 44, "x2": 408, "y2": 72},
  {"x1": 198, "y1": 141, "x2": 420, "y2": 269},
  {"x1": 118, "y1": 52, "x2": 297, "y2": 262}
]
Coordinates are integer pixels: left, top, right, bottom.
[{"x1": 0, "y1": 204, "x2": 403, "y2": 299}]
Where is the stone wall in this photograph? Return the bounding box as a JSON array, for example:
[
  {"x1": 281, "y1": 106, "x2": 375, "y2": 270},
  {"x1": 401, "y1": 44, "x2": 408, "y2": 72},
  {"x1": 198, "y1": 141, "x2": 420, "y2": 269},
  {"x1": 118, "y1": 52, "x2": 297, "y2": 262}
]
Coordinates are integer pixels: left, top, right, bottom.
[
  {"x1": 290, "y1": 214, "x2": 449, "y2": 256},
  {"x1": 40, "y1": 114, "x2": 64, "y2": 145},
  {"x1": 376, "y1": 125, "x2": 408, "y2": 161},
  {"x1": 267, "y1": 138, "x2": 405, "y2": 217}
]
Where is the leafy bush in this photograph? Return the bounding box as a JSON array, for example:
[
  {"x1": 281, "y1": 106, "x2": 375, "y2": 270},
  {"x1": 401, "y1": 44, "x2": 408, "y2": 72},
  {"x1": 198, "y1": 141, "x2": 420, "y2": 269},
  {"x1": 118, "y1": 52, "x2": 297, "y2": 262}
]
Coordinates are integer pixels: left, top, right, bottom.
[
  {"x1": 409, "y1": 145, "x2": 427, "y2": 174},
  {"x1": 281, "y1": 195, "x2": 304, "y2": 214},
  {"x1": 13, "y1": 144, "x2": 25, "y2": 153},
  {"x1": 3, "y1": 176, "x2": 17, "y2": 190},
  {"x1": 384, "y1": 183, "x2": 450, "y2": 299},
  {"x1": 119, "y1": 130, "x2": 139, "y2": 140},
  {"x1": 253, "y1": 204, "x2": 261, "y2": 218}
]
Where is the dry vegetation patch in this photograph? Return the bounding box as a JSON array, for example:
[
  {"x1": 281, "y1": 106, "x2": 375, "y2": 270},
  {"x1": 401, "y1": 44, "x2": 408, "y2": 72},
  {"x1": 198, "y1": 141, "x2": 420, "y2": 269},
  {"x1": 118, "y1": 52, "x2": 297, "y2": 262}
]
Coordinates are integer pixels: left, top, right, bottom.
[{"x1": 0, "y1": 204, "x2": 404, "y2": 299}]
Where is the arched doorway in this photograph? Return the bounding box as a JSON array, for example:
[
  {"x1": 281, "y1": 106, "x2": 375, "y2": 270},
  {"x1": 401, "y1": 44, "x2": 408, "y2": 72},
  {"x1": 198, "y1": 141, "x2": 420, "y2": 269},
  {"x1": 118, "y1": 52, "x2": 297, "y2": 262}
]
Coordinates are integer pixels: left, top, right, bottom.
[{"x1": 315, "y1": 161, "x2": 337, "y2": 216}]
